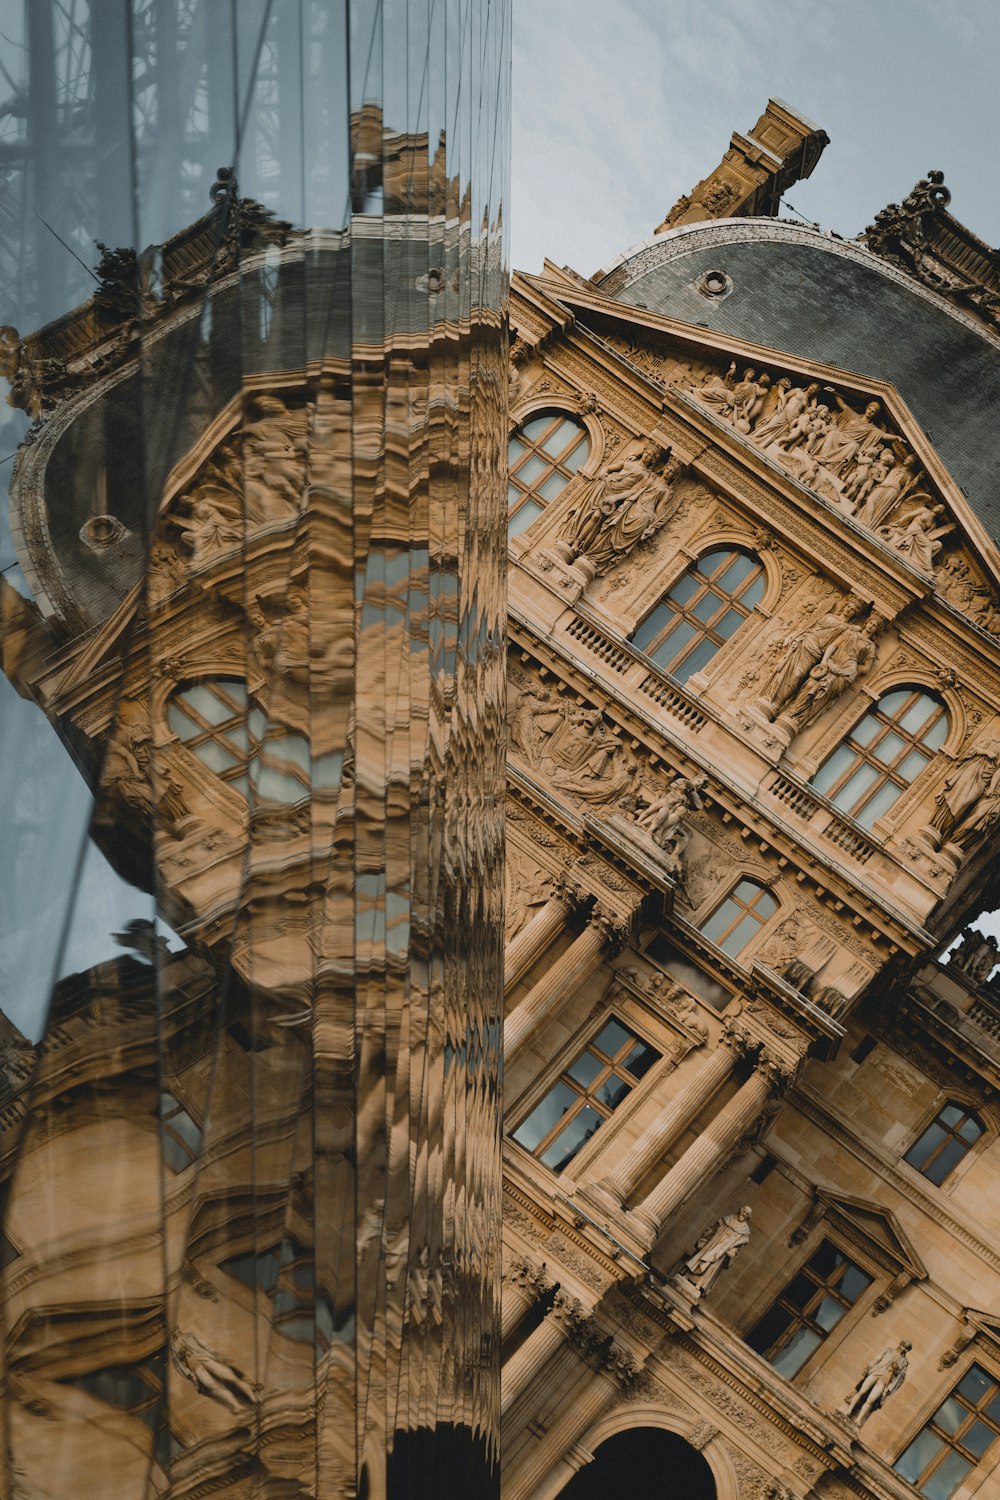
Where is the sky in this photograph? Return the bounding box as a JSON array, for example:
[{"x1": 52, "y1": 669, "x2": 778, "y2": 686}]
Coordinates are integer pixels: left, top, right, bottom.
[{"x1": 510, "y1": 0, "x2": 1000, "y2": 277}]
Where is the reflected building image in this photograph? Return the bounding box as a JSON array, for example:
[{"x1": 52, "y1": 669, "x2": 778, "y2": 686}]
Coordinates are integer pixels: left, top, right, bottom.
[
  {"x1": 0, "y1": 4, "x2": 510, "y2": 1497},
  {"x1": 9, "y1": 16, "x2": 1000, "y2": 1500}
]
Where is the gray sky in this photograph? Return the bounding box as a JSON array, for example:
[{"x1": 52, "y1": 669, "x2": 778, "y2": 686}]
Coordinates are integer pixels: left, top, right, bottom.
[{"x1": 511, "y1": 0, "x2": 1000, "y2": 277}]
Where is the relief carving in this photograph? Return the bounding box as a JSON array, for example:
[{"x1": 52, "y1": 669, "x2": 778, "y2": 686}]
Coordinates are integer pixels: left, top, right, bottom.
[
  {"x1": 557, "y1": 443, "x2": 682, "y2": 575},
  {"x1": 778, "y1": 614, "x2": 881, "y2": 736},
  {"x1": 751, "y1": 594, "x2": 867, "y2": 721}
]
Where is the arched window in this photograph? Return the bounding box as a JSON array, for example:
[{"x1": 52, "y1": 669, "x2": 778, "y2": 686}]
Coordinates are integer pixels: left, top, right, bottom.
[
  {"x1": 508, "y1": 411, "x2": 590, "y2": 539},
  {"x1": 699, "y1": 877, "x2": 778, "y2": 959},
  {"x1": 168, "y1": 679, "x2": 249, "y2": 794},
  {"x1": 904, "y1": 1100, "x2": 984, "y2": 1185},
  {"x1": 629, "y1": 547, "x2": 765, "y2": 684},
  {"x1": 809, "y1": 686, "x2": 948, "y2": 831}
]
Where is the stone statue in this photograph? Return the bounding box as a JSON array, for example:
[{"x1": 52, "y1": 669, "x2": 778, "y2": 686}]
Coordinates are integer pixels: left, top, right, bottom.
[
  {"x1": 782, "y1": 615, "x2": 880, "y2": 732},
  {"x1": 818, "y1": 396, "x2": 886, "y2": 476},
  {"x1": 174, "y1": 488, "x2": 243, "y2": 564},
  {"x1": 857, "y1": 451, "x2": 919, "y2": 526},
  {"x1": 170, "y1": 1329, "x2": 257, "y2": 1414},
  {"x1": 839, "y1": 1341, "x2": 911, "y2": 1426},
  {"x1": 675, "y1": 1206, "x2": 752, "y2": 1299},
  {"x1": 508, "y1": 682, "x2": 562, "y2": 767},
  {"x1": 930, "y1": 738, "x2": 1000, "y2": 845},
  {"x1": 629, "y1": 774, "x2": 707, "y2": 875},
  {"x1": 880, "y1": 499, "x2": 953, "y2": 572},
  {"x1": 950, "y1": 928, "x2": 1000, "y2": 984},
  {"x1": 565, "y1": 444, "x2": 677, "y2": 572},
  {"x1": 755, "y1": 597, "x2": 866, "y2": 720}
]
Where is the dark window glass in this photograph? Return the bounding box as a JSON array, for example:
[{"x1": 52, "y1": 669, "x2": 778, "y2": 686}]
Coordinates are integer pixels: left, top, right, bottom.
[
  {"x1": 512, "y1": 1017, "x2": 661, "y2": 1172},
  {"x1": 745, "y1": 1239, "x2": 872, "y2": 1379},
  {"x1": 905, "y1": 1101, "x2": 983, "y2": 1185},
  {"x1": 629, "y1": 547, "x2": 764, "y2": 683},
  {"x1": 809, "y1": 687, "x2": 948, "y2": 830},
  {"x1": 699, "y1": 879, "x2": 779, "y2": 960},
  {"x1": 895, "y1": 1363, "x2": 1000, "y2": 1498},
  {"x1": 508, "y1": 412, "x2": 590, "y2": 539}
]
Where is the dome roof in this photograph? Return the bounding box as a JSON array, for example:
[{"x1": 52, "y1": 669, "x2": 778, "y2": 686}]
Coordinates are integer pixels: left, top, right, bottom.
[{"x1": 594, "y1": 220, "x2": 1000, "y2": 541}]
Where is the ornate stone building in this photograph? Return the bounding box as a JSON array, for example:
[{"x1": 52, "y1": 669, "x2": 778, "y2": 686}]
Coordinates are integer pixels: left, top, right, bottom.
[{"x1": 498, "y1": 102, "x2": 1000, "y2": 1500}]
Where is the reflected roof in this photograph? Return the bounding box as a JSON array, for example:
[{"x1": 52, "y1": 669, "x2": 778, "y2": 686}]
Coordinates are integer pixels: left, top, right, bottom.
[{"x1": 595, "y1": 221, "x2": 1000, "y2": 541}]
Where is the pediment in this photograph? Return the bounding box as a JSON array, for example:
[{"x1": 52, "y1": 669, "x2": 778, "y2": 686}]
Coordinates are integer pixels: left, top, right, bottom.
[
  {"x1": 813, "y1": 1188, "x2": 927, "y2": 1281},
  {"x1": 513, "y1": 270, "x2": 1000, "y2": 622}
]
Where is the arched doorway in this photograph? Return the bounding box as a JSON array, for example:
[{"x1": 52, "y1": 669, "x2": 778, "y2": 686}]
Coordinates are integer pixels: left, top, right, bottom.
[{"x1": 560, "y1": 1427, "x2": 717, "y2": 1500}]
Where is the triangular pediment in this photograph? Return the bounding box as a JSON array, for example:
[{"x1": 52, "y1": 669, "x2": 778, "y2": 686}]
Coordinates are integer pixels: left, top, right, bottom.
[
  {"x1": 45, "y1": 581, "x2": 144, "y2": 707},
  {"x1": 814, "y1": 1188, "x2": 927, "y2": 1281},
  {"x1": 512, "y1": 269, "x2": 1000, "y2": 616}
]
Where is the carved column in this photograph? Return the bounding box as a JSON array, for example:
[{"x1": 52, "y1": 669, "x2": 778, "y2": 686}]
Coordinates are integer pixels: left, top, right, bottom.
[
  {"x1": 505, "y1": 884, "x2": 579, "y2": 992},
  {"x1": 504, "y1": 907, "x2": 627, "y2": 1061},
  {"x1": 502, "y1": 1257, "x2": 554, "y2": 1343},
  {"x1": 501, "y1": 1291, "x2": 582, "y2": 1414},
  {"x1": 589, "y1": 1023, "x2": 748, "y2": 1211},
  {"x1": 631, "y1": 1050, "x2": 793, "y2": 1244},
  {"x1": 503, "y1": 1352, "x2": 637, "y2": 1500}
]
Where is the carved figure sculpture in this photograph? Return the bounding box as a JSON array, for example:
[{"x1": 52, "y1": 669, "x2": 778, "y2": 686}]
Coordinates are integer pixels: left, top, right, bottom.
[
  {"x1": 839, "y1": 1341, "x2": 911, "y2": 1427},
  {"x1": 931, "y1": 739, "x2": 1000, "y2": 844},
  {"x1": 754, "y1": 380, "x2": 820, "y2": 450},
  {"x1": 950, "y1": 928, "x2": 1000, "y2": 984},
  {"x1": 697, "y1": 361, "x2": 740, "y2": 419},
  {"x1": 756, "y1": 597, "x2": 866, "y2": 720},
  {"x1": 817, "y1": 397, "x2": 886, "y2": 476},
  {"x1": 174, "y1": 490, "x2": 243, "y2": 564},
  {"x1": 677, "y1": 1206, "x2": 752, "y2": 1299},
  {"x1": 629, "y1": 774, "x2": 707, "y2": 875},
  {"x1": 565, "y1": 444, "x2": 677, "y2": 572},
  {"x1": 170, "y1": 1329, "x2": 257, "y2": 1414},
  {"x1": 507, "y1": 682, "x2": 562, "y2": 767},
  {"x1": 782, "y1": 615, "x2": 880, "y2": 732},
  {"x1": 857, "y1": 451, "x2": 918, "y2": 525},
  {"x1": 880, "y1": 500, "x2": 952, "y2": 572}
]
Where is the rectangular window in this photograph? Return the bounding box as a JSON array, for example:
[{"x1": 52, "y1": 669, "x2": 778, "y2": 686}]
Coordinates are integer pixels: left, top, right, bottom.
[
  {"x1": 895, "y1": 1363, "x2": 1000, "y2": 1498},
  {"x1": 744, "y1": 1239, "x2": 873, "y2": 1378},
  {"x1": 512, "y1": 1017, "x2": 660, "y2": 1174}
]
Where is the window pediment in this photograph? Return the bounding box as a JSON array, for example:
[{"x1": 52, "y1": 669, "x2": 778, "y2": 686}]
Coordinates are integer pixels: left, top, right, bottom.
[{"x1": 790, "y1": 1187, "x2": 927, "y2": 1305}]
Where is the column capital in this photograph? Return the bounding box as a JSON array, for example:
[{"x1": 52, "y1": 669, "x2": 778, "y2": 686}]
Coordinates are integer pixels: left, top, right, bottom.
[
  {"x1": 720, "y1": 1018, "x2": 755, "y2": 1057},
  {"x1": 754, "y1": 1046, "x2": 799, "y2": 1092},
  {"x1": 589, "y1": 905, "x2": 631, "y2": 954},
  {"x1": 506, "y1": 1255, "x2": 556, "y2": 1303}
]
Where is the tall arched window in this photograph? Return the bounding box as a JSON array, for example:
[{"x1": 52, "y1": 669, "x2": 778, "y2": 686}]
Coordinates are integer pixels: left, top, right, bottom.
[
  {"x1": 809, "y1": 686, "x2": 948, "y2": 831},
  {"x1": 168, "y1": 680, "x2": 249, "y2": 794},
  {"x1": 629, "y1": 547, "x2": 765, "y2": 684},
  {"x1": 699, "y1": 877, "x2": 778, "y2": 959},
  {"x1": 508, "y1": 411, "x2": 590, "y2": 539}
]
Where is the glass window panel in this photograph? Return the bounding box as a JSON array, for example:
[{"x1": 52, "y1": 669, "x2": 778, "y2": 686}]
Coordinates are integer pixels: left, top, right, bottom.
[
  {"x1": 959, "y1": 1365, "x2": 993, "y2": 1404},
  {"x1": 632, "y1": 603, "x2": 675, "y2": 652},
  {"x1": 540, "y1": 1105, "x2": 603, "y2": 1172},
  {"x1": 771, "y1": 1326, "x2": 822, "y2": 1378},
  {"x1": 563, "y1": 441, "x2": 590, "y2": 474},
  {"x1": 191, "y1": 737, "x2": 242, "y2": 774},
  {"x1": 924, "y1": 1137, "x2": 967, "y2": 1186},
  {"x1": 187, "y1": 682, "x2": 246, "y2": 723},
  {"x1": 960, "y1": 1418, "x2": 997, "y2": 1459},
  {"x1": 715, "y1": 606, "x2": 747, "y2": 640},
  {"x1": 594, "y1": 1018, "x2": 633, "y2": 1057},
  {"x1": 933, "y1": 1395, "x2": 968, "y2": 1434},
  {"x1": 507, "y1": 482, "x2": 521, "y2": 505},
  {"x1": 855, "y1": 779, "x2": 903, "y2": 830},
  {"x1": 700, "y1": 897, "x2": 740, "y2": 946},
  {"x1": 922, "y1": 1450, "x2": 972, "y2": 1500},
  {"x1": 699, "y1": 550, "x2": 730, "y2": 575},
  {"x1": 622, "y1": 1040, "x2": 660, "y2": 1079},
  {"x1": 745, "y1": 1303, "x2": 794, "y2": 1355},
  {"x1": 896, "y1": 1430, "x2": 945, "y2": 1484},
  {"x1": 850, "y1": 712, "x2": 882, "y2": 747},
  {"x1": 512, "y1": 452, "x2": 547, "y2": 486},
  {"x1": 754, "y1": 890, "x2": 779, "y2": 920},
  {"x1": 691, "y1": 588, "x2": 726, "y2": 624},
  {"x1": 958, "y1": 1115, "x2": 984, "y2": 1144},
  {"x1": 718, "y1": 553, "x2": 755, "y2": 590},
  {"x1": 674, "y1": 634, "x2": 719, "y2": 682},
  {"x1": 545, "y1": 418, "x2": 584, "y2": 455},
  {"x1": 520, "y1": 415, "x2": 552, "y2": 441},
  {"x1": 508, "y1": 437, "x2": 527, "y2": 462},
  {"x1": 167, "y1": 701, "x2": 198, "y2": 740},
  {"x1": 808, "y1": 1241, "x2": 845, "y2": 1276},
  {"x1": 831, "y1": 762, "x2": 881, "y2": 813},
  {"x1": 906, "y1": 1123, "x2": 947, "y2": 1170},
  {"x1": 878, "y1": 688, "x2": 911, "y2": 720},
  {"x1": 813, "y1": 1294, "x2": 847, "y2": 1333},
  {"x1": 668, "y1": 572, "x2": 701, "y2": 606},
  {"x1": 940, "y1": 1103, "x2": 965, "y2": 1128},
  {"x1": 875, "y1": 729, "x2": 908, "y2": 764},
  {"x1": 781, "y1": 1273, "x2": 817, "y2": 1310},
  {"x1": 536, "y1": 469, "x2": 570, "y2": 501},
  {"x1": 652, "y1": 619, "x2": 697, "y2": 669},
  {"x1": 513, "y1": 1081, "x2": 577, "y2": 1153},
  {"x1": 811, "y1": 744, "x2": 859, "y2": 797},
  {"x1": 899, "y1": 694, "x2": 938, "y2": 734},
  {"x1": 896, "y1": 747, "x2": 931, "y2": 783},
  {"x1": 508, "y1": 500, "x2": 544, "y2": 540},
  {"x1": 734, "y1": 878, "x2": 761, "y2": 902},
  {"x1": 985, "y1": 1389, "x2": 1000, "y2": 1424},
  {"x1": 742, "y1": 572, "x2": 766, "y2": 610},
  {"x1": 566, "y1": 1051, "x2": 604, "y2": 1089},
  {"x1": 254, "y1": 764, "x2": 311, "y2": 804},
  {"x1": 924, "y1": 714, "x2": 949, "y2": 751},
  {"x1": 837, "y1": 1264, "x2": 873, "y2": 1303},
  {"x1": 594, "y1": 1073, "x2": 631, "y2": 1110},
  {"x1": 718, "y1": 913, "x2": 760, "y2": 958}
]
